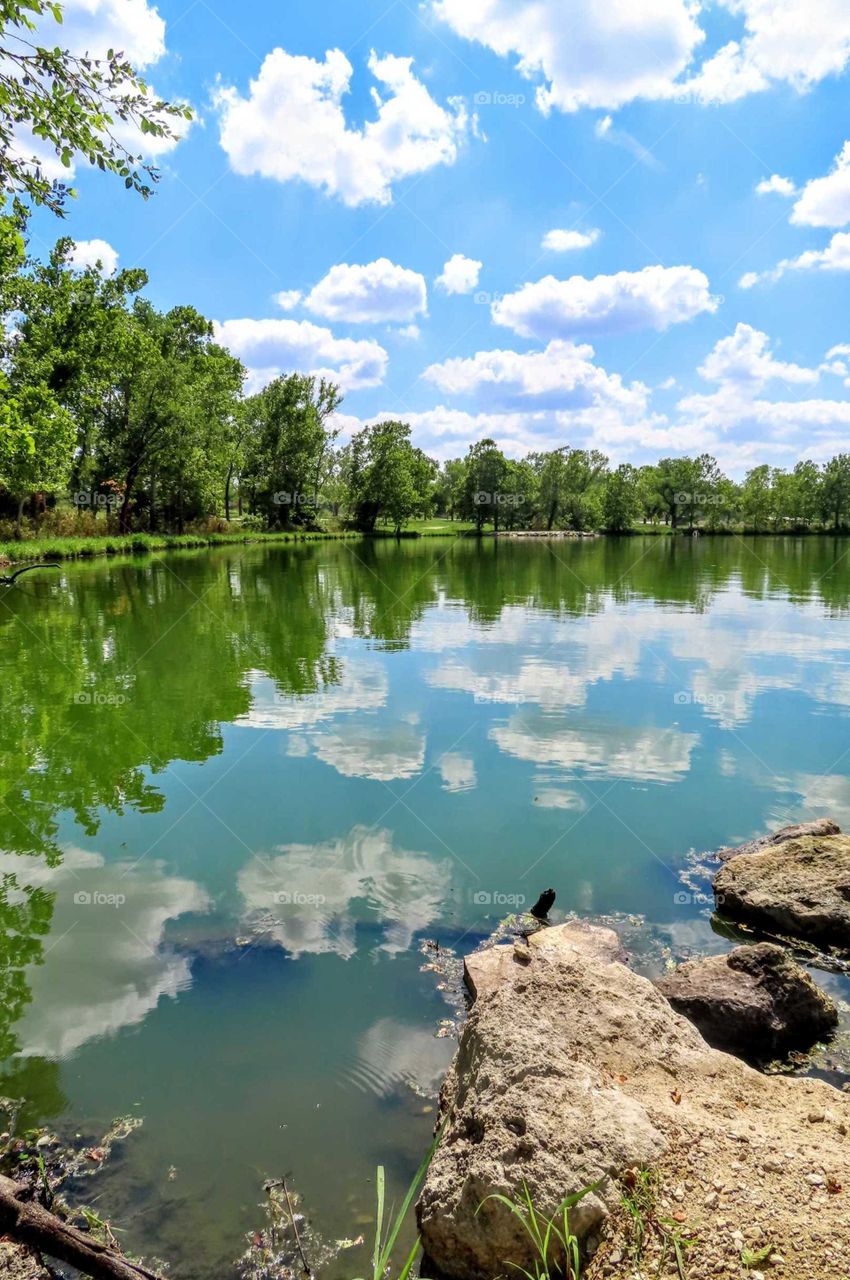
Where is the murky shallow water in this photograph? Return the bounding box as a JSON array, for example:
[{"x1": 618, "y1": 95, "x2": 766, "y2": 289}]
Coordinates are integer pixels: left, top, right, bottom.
[{"x1": 1, "y1": 535, "x2": 850, "y2": 1276}]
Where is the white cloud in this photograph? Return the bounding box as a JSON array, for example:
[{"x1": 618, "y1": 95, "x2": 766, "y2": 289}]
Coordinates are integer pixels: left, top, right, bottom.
[
  {"x1": 791, "y1": 141, "x2": 850, "y2": 227},
  {"x1": 437, "y1": 752, "x2": 477, "y2": 793},
  {"x1": 423, "y1": 339, "x2": 650, "y2": 413},
  {"x1": 698, "y1": 323, "x2": 819, "y2": 388},
  {"x1": 274, "y1": 290, "x2": 302, "y2": 311},
  {"x1": 435, "y1": 253, "x2": 483, "y2": 294},
  {"x1": 213, "y1": 317, "x2": 388, "y2": 391},
  {"x1": 305, "y1": 258, "x2": 427, "y2": 323},
  {"x1": 216, "y1": 48, "x2": 471, "y2": 206},
  {"x1": 51, "y1": 0, "x2": 166, "y2": 66},
  {"x1": 67, "y1": 239, "x2": 119, "y2": 275},
  {"x1": 394, "y1": 324, "x2": 422, "y2": 341},
  {"x1": 434, "y1": 0, "x2": 850, "y2": 112},
  {"x1": 433, "y1": 0, "x2": 703, "y2": 113},
  {"x1": 755, "y1": 174, "x2": 796, "y2": 197},
  {"x1": 542, "y1": 228, "x2": 600, "y2": 252},
  {"x1": 492, "y1": 265, "x2": 718, "y2": 340},
  {"x1": 594, "y1": 114, "x2": 662, "y2": 169},
  {"x1": 740, "y1": 231, "x2": 850, "y2": 287}
]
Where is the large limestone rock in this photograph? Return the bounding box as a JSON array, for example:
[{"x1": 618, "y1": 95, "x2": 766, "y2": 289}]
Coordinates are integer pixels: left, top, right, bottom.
[
  {"x1": 656, "y1": 943, "x2": 837, "y2": 1060},
  {"x1": 463, "y1": 922, "x2": 625, "y2": 1001},
  {"x1": 715, "y1": 817, "x2": 840, "y2": 862},
  {"x1": 418, "y1": 924, "x2": 850, "y2": 1280},
  {"x1": 713, "y1": 833, "x2": 850, "y2": 947}
]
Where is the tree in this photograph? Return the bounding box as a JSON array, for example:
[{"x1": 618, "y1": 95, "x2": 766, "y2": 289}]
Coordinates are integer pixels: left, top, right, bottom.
[
  {"x1": 345, "y1": 420, "x2": 436, "y2": 533},
  {"x1": 821, "y1": 454, "x2": 850, "y2": 530},
  {"x1": 740, "y1": 465, "x2": 774, "y2": 531},
  {"x1": 460, "y1": 438, "x2": 509, "y2": 531},
  {"x1": 0, "y1": 372, "x2": 73, "y2": 534},
  {"x1": 601, "y1": 464, "x2": 640, "y2": 533},
  {"x1": 243, "y1": 375, "x2": 340, "y2": 528},
  {"x1": 0, "y1": 0, "x2": 192, "y2": 214}
]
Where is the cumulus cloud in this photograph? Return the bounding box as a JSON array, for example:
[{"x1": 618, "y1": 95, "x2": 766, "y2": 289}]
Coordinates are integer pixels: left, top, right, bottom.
[
  {"x1": 791, "y1": 141, "x2": 850, "y2": 227},
  {"x1": 698, "y1": 323, "x2": 819, "y2": 388},
  {"x1": 67, "y1": 239, "x2": 119, "y2": 275},
  {"x1": 755, "y1": 174, "x2": 796, "y2": 197},
  {"x1": 740, "y1": 231, "x2": 850, "y2": 288},
  {"x1": 305, "y1": 258, "x2": 427, "y2": 323},
  {"x1": 213, "y1": 318, "x2": 388, "y2": 391},
  {"x1": 435, "y1": 253, "x2": 483, "y2": 294},
  {"x1": 274, "y1": 290, "x2": 302, "y2": 311},
  {"x1": 423, "y1": 339, "x2": 650, "y2": 413},
  {"x1": 491, "y1": 265, "x2": 718, "y2": 340},
  {"x1": 434, "y1": 0, "x2": 850, "y2": 112},
  {"x1": 433, "y1": 0, "x2": 703, "y2": 113},
  {"x1": 542, "y1": 228, "x2": 600, "y2": 252},
  {"x1": 216, "y1": 48, "x2": 472, "y2": 206}
]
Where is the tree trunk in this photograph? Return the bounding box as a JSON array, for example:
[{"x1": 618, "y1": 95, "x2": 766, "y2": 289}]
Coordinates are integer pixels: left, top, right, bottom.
[
  {"x1": 0, "y1": 1175, "x2": 164, "y2": 1280},
  {"x1": 225, "y1": 464, "x2": 234, "y2": 524},
  {"x1": 15, "y1": 497, "x2": 25, "y2": 540}
]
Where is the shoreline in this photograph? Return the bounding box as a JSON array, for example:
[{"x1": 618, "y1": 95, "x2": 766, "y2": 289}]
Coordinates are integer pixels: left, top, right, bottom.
[{"x1": 3, "y1": 525, "x2": 850, "y2": 567}]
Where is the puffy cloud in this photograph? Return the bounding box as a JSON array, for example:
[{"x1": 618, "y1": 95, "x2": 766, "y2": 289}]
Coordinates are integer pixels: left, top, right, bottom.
[
  {"x1": 51, "y1": 0, "x2": 166, "y2": 66},
  {"x1": 542, "y1": 228, "x2": 600, "y2": 252},
  {"x1": 698, "y1": 323, "x2": 819, "y2": 388},
  {"x1": 755, "y1": 174, "x2": 796, "y2": 197},
  {"x1": 67, "y1": 238, "x2": 119, "y2": 275},
  {"x1": 435, "y1": 253, "x2": 483, "y2": 294},
  {"x1": 311, "y1": 720, "x2": 426, "y2": 781},
  {"x1": 274, "y1": 290, "x2": 302, "y2": 311},
  {"x1": 422, "y1": 339, "x2": 650, "y2": 413},
  {"x1": 216, "y1": 48, "x2": 471, "y2": 206},
  {"x1": 491, "y1": 716, "x2": 698, "y2": 783},
  {"x1": 433, "y1": 0, "x2": 703, "y2": 113},
  {"x1": 213, "y1": 318, "x2": 388, "y2": 392},
  {"x1": 435, "y1": 0, "x2": 850, "y2": 112},
  {"x1": 491, "y1": 265, "x2": 718, "y2": 340},
  {"x1": 740, "y1": 231, "x2": 850, "y2": 287},
  {"x1": 305, "y1": 258, "x2": 427, "y2": 324},
  {"x1": 437, "y1": 753, "x2": 477, "y2": 793},
  {"x1": 791, "y1": 141, "x2": 850, "y2": 227}
]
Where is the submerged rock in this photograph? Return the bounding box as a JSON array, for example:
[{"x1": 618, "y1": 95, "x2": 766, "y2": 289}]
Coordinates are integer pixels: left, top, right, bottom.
[
  {"x1": 715, "y1": 817, "x2": 840, "y2": 862},
  {"x1": 656, "y1": 943, "x2": 837, "y2": 1060},
  {"x1": 418, "y1": 923, "x2": 850, "y2": 1280},
  {"x1": 713, "y1": 832, "x2": 850, "y2": 948}
]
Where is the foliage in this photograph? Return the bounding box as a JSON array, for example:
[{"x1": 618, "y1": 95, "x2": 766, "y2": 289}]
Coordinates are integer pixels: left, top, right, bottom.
[
  {"x1": 0, "y1": 0, "x2": 192, "y2": 214},
  {"x1": 352, "y1": 1127, "x2": 443, "y2": 1280},
  {"x1": 345, "y1": 419, "x2": 436, "y2": 533},
  {"x1": 477, "y1": 1180, "x2": 598, "y2": 1280}
]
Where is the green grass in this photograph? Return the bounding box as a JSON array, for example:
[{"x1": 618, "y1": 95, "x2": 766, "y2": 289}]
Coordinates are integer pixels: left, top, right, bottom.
[{"x1": 0, "y1": 529, "x2": 355, "y2": 565}]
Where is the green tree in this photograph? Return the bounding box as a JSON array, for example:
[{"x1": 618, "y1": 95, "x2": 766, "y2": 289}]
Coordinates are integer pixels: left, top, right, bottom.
[
  {"x1": 345, "y1": 420, "x2": 436, "y2": 533},
  {"x1": 601, "y1": 464, "x2": 640, "y2": 532},
  {"x1": 460, "y1": 438, "x2": 509, "y2": 531},
  {"x1": 0, "y1": 371, "x2": 73, "y2": 534},
  {"x1": 0, "y1": 0, "x2": 192, "y2": 214},
  {"x1": 243, "y1": 375, "x2": 341, "y2": 528},
  {"x1": 821, "y1": 454, "x2": 850, "y2": 530}
]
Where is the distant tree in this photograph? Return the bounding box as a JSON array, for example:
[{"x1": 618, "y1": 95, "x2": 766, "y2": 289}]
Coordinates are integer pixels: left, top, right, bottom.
[
  {"x1": 0, "y1": 0, "x2": 192, "y2": 214},
  {"x1": 821, "y1": 454, "x2": 850, "y2": 530},
  {"x1": 460, "y1": 438, "x2": 509, "y2": 532},
  {"x1": 741, "y1": 465, "x2": 774, "y2": 531},
  {"x1": 0, "y1": 372, "x2": 73, "y2": 534},
  {"x1": 345, "y1": 420, "x2": 436, "y2": 533},
  {"x1": 243, "y1": 375, "x2": 341, "y2": 529},
  {"x1": 601, "y1": 464, "x2": 640, "y2": 533}
]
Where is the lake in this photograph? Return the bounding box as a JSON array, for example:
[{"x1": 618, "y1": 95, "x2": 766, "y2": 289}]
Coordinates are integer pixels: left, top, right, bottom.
[{"x1": 1, "y1": 535, "x2": 849, "y2": 1276}]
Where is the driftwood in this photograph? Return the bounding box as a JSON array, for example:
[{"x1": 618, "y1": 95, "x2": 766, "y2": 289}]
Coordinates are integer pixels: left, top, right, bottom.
[
  {"x1": 0, "y1": 1175, "x2": 164, "y2": 1280},
  {"x1": 0, "y1": 564, "x2": 59, "y2": 586}
]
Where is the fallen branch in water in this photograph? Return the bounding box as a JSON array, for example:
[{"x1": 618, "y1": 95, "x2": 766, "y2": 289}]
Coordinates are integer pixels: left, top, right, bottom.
[{"x1": 0, "y1": 1174, "x2": 164, "y2": 1280}]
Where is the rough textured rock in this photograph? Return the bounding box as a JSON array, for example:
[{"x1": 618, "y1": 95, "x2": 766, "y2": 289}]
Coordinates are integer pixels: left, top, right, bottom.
[
  {"x1": 714, "y1": 833, "x2": 850, "y2": 947},
  {"x1": 715, "y1": 817, "x2": 840, "y2": 862},
  {"x1": 418, "y1": 926, "x2": 850, "y2": 1280},
  {"x1": 656, "y1": 942, "x2": 837, "y2": 1060},
  {"x1": 463, "y1": 923, "x2": 625, "y2": 1001},
  {"x1": 0, "y1": 1244, "x2": 50, "y2": 1280}
]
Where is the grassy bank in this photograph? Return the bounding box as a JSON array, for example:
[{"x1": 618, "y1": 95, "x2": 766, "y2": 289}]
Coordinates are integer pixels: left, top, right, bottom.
[{"x1": 0, "y1": 521, "x2": 481, "y2": 565}]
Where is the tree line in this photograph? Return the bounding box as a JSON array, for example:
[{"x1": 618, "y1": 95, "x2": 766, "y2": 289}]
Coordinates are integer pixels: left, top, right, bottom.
[{"x1": 3, "y1": 210, "x2": 850, "y2": 538}]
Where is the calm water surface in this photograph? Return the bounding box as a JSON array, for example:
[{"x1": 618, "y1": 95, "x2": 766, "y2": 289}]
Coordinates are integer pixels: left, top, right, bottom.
[{"x1": 1, "y1": 536, "x2": 850, "y2": 1275}]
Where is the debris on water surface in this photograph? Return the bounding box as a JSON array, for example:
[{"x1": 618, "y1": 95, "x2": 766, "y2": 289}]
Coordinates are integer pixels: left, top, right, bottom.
[{"x1": 238, "y1": 1175, "x2": 359, "y2": 1280}]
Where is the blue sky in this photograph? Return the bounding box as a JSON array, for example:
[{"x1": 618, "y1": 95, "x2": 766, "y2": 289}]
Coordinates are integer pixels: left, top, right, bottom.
[{"x1": 22, "y1": 0, "x2": 850, "y2": 474}]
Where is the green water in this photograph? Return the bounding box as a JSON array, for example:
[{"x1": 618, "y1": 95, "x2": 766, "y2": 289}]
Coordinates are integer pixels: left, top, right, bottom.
[{"x1": 1, "y1": 535, "x2": 850, "y2": 1275}]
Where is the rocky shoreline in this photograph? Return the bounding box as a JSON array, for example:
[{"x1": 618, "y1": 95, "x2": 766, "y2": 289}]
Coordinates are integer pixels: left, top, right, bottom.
[{"x1": 416, "y1": 823, "x2": 850, "y2": 1280}]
